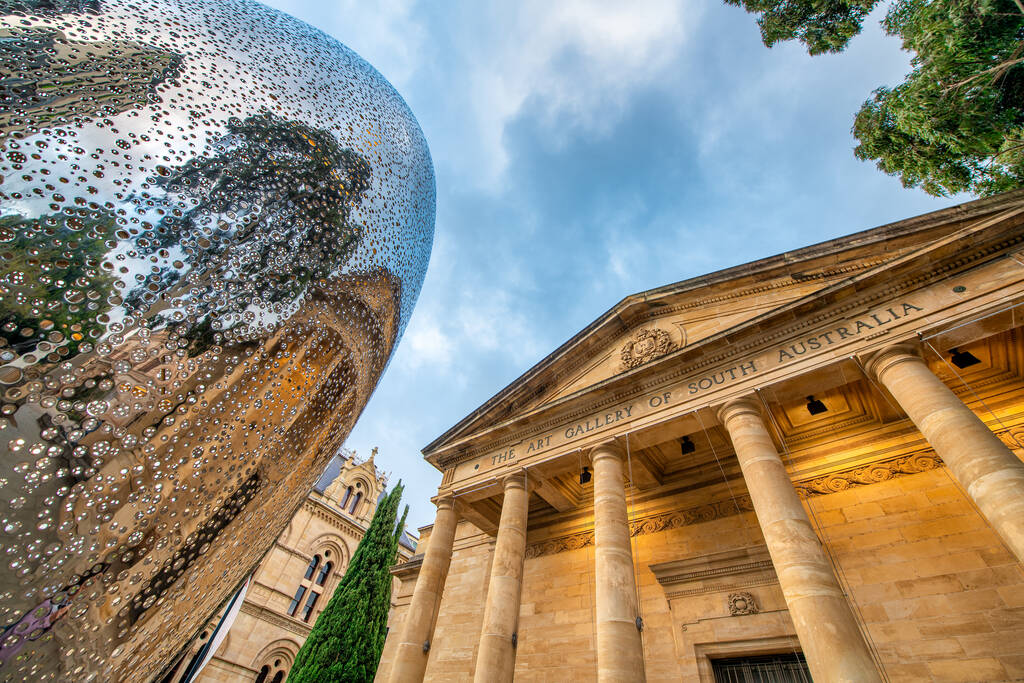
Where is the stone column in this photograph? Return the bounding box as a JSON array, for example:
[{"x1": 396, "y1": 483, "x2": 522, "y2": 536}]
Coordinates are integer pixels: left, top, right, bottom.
[
  {"x1": 389, "y1": 495, "x2": 458, "y2": 683},
  {"x1": 867, "y1": 343, "x2": 1024, "y2": 563},
  {"x1": 718, "y1": 398, "x2": 881, "y2": 683},
  {"x1": 474, "y1": 472, "x2": 530, "y2": 683},
  {"x1": 592, "y1": 442, "x2": 646, "y2": 683}
]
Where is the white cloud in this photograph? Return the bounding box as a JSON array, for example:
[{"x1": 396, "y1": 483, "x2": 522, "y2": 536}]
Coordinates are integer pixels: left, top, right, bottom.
[
  {"x1": 456, "y1": 0, "x2": 698, "y2": 184},
  {"x1": 265, "y1": 0, "x2": 700, "y2": 186},
  {"x1": 401, "y1": 313, "x2": 454, "y2": 369}
]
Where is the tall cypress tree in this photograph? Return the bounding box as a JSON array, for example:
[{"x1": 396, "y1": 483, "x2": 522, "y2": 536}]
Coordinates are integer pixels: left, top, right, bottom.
[{"x1": 287, "y1": 481, "x2": 409, "y2": 683}]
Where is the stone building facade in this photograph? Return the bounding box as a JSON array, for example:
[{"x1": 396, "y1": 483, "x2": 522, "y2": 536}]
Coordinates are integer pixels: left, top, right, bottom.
[
  {"x1": 187, "y1": 449, "x2": 416, "y2": 683},
  {"x1": 378, "y1": 190, "x2": 1024, "y2": 682}
]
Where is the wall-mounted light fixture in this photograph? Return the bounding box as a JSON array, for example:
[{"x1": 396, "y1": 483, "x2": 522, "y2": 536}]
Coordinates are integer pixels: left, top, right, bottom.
[
  {"x1": 806, "y1": 395, "x2": 827, "y2": 416},
  {"x1": 950, "y1": 348, "x2": 981, "y2": 369}
]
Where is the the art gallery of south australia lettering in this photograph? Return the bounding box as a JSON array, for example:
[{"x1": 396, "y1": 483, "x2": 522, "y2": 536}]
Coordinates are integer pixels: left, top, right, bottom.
[{"x1": 0, "y1": 0, "x2": 436, "y2": 680}]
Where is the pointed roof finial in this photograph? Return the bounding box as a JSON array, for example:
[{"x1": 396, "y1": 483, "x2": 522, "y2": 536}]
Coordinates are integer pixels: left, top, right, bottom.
[{"x1": 369, "y1": 446, "x2": 378, "y2": 461}]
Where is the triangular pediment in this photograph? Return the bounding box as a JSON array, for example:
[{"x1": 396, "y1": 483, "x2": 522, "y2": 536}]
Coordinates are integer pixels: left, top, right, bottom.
[
  {"x1": 531, "y1": 252, "x2": 892, "y2": 409},
  {"x1": 423, "y1": 191, "x2": 1024, "y2": 461}
]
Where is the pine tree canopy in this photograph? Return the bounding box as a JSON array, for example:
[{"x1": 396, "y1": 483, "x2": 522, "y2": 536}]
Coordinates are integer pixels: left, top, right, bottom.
[
  {"x1": 287, "y1": 481, "x2": 409, "y2": 683},
  {"x1": 726, "y1": 0, "x2": 1024, "y2": 197}
]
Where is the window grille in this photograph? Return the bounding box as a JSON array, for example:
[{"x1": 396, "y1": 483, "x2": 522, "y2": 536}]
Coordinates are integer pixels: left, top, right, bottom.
[{"x1": 711, "y1": 653, "x2": 811, "y2": 683}]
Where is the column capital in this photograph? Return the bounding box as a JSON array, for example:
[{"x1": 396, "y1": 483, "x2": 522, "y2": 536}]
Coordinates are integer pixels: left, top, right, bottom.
[
  {"x1": 434, "y1": 493, "x2": 457, "y2": 512},
  {"x1": 863, "y1": 342, "x2": 923, "y2": 381},
  {"x1": 499, "y1": 469, "x2": 530, "y2": 492},
  {"x1": 590, "y1": 440, "x2": 625, "y2": 464},
  {"x1": 717, "y1": 396, "x2": 763, "y2": 427}
]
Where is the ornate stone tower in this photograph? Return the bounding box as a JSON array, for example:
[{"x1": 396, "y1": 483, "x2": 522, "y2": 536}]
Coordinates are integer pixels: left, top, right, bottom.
[
  {"x1": 323, "y1": 448, "x2": 389, "y2": 525},
  {"x1": 178, "y1": 448, "x2": 415, "y2": 683}
]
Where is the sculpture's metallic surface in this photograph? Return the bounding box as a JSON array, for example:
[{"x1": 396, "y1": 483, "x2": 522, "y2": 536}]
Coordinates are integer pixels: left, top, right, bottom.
[{"x1": 0, "y1": 0, "x2": 435, "y2": 679}]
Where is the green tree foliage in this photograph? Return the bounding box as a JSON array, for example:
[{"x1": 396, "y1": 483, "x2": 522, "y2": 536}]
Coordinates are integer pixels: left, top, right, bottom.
[
  {"x1": 288, "y1": 482, "x2": 410, "y2": 683},
  {"x1": 727, "y1": 0, "x2": 1024, "y2": 196},
  {"x1": 854, "y1": 0, "x2": 1024, "y2": 195},
  {"x1": 724, "y1": 0, "x2": 880, "y2": 54},
  {"x1": 0, "y1": 209, "x2": 116, "y2": 358}
]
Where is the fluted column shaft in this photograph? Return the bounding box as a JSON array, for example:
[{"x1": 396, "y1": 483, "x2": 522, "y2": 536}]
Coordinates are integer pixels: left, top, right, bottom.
[
  {"x1": 389, "y1": 496, "x2": 458, "y2": 683},
  {"x1": 868, "y1": 344, "x2": 1024, "y2": 562},
  {"x1": 718, "y1": 398, "x2": 881, "y2": 683},
  {"x1": 592, "y1": 443, "x2": 646, "y2": 683},
  {"x1": 474, "y1": 472, "x2": 530, "y2": 683}
]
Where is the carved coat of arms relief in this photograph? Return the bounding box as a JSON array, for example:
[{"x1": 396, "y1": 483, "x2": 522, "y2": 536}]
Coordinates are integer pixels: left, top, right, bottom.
[{"x1": 620, "y1": 327, "x2": 680, "y2": 370}]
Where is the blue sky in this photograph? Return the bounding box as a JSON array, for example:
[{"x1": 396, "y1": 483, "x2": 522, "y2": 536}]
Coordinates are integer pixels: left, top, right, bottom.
[{"x1": 262, "y1": 0, "x2": 958, "y2": 531}]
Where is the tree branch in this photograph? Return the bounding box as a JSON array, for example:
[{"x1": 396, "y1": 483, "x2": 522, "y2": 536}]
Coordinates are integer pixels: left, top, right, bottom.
[{"x1": 942, "y1": 56, "x2": 1024, "y2": 93}]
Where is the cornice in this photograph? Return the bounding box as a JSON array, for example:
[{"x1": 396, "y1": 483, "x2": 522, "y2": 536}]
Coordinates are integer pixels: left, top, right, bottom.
[
  {"x1": 273, "y1": 543, "x2": 315, "y2": 565},
  {"x1": 650, "y1": 546, "x2": 777, "y2": 599},
  {"x1": 666, "y1": 575, "x2": 779, "y2": 599},
  {"x1": 643, "y1": 259, "x2": 892, "y2": 318},
  {"x1": 249, "y1": 579, "x2": 293, "y2": 605},
  {"x1": 435, "y1": 229, "x2": 1024, "y2": 468},
  {"x1": 390, "y1": 554, "x2": 423, "y2": 580},
  {"x1": 239, "y1": 601, "x2": 312, "y2": 639},
  {"x1": 301, "y1": 497, "x2": 369, "y2": 541}
]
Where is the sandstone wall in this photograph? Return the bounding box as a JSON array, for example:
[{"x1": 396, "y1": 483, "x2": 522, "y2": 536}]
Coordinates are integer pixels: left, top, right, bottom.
[{"x1": 384, "y1": 466, "x2": 1024, "y2": 682}]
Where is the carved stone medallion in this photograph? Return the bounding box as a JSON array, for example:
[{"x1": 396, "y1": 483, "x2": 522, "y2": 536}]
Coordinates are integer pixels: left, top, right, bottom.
[
  {"x1": 621, "y1": 328, "x2": 678, "y2": 370},
  {"x1": 728, "y1": 591, "x2": 759, "y2": 616}
]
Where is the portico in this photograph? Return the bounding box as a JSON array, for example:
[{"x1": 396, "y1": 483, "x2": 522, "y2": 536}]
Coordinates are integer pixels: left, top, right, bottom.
[{"x1": 379, "y1": 190, "x2": 1024, "y2": 682}]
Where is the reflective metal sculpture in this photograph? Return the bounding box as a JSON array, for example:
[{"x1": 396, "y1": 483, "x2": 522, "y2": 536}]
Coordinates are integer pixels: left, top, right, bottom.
[{"x1": 0, "y1": 0, "x2": 435, "y2": 678}]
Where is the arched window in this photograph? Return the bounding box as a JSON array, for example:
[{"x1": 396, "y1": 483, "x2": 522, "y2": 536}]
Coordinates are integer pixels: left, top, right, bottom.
[
  {"x1": 348, "y1": 492, "x2": 362, "y2": 514},
  {"x1": 315, "y1": 561, "x2": 332, "y2": 586},
  {"x1": 303, "y1": 554, "x2": 321, "y2": 580},
  {"x1": 254, "y1": 655, "x2": 289, "y2": 683},
  {"x1": 340, "y1": 486, "x2": 353, "y2": 508}
]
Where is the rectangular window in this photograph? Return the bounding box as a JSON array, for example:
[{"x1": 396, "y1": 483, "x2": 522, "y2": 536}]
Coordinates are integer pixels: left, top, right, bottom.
[
  {"x1": 300, "y1": 591, "x2": 320, "y2": 622},
  {"x1": 711, "y1": 653, "x2": 811, "y2": 683},
  {"x1": 286, "y1": 586, "x2": 306, "y2": 617}
]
